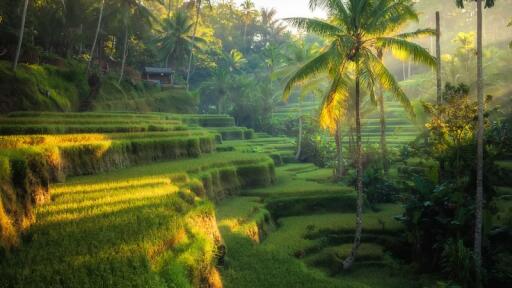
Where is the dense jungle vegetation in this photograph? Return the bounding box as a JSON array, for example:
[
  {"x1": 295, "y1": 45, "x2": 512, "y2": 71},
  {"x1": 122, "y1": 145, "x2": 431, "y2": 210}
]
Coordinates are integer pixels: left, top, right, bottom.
[{"x1": 0, "y1": 0, "x2": 511, "y2": 287}]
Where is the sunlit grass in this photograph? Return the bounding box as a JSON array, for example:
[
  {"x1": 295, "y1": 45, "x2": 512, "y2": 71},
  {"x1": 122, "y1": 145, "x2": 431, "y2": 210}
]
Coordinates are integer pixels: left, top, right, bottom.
[{"x1": 0, "y1": 150, "x2": 275, "y2": 287}]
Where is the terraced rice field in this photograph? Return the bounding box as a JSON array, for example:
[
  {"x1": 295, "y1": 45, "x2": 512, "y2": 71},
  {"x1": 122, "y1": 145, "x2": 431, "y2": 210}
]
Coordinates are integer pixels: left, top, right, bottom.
[
  {"x1": 0, "y1": 112, "x2": 273, "y2": 287},
  {"x1": 217, "y1": 161, "x2": 437, "y2": 288},
  {"x1": 274, "y1": 97, "x2": 420, "y2": 147}
]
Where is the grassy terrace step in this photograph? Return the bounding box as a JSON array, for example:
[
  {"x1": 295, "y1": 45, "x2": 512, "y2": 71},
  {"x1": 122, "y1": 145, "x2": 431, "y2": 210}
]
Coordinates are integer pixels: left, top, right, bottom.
[
  {"x1": 496, "y1": 161, "x2": 512, "y2": 170},
  {"x1": 217, "y1": 137, "x2": 297, "y2": 165},
  {"x1": 0, "y1": 123, "x2": 188, "y2": 135},
  {"x1": 168, "y1": 114, "x2": 235, "y2": 128},
  {"x1": 0, "y1": 130, "x2": 217, "y2": 149},
  {"x1": 5, "y1": 112, "x2": 239, "y2": 131},
  {"x1": 0, "y1": 152, "x2": 276, "y2": 287},
  {"x1": 0, "y1": 131, "x2": 219, "y2": 249},
  {"x1": 0, "y1": 117, "x2": 182, "y2": 126},
  {"x1": 209, "y1": 127, "x2": 254, "y2": 141},
  {"x1": 7, "y1": 111, "x2": 163, "y2": 119},
  {"x1": 217, "y1": 197, "x2": 431, "y2": 287},
  {"x1": 243, "y1": 164, "x2": 353, "y2": 199}
]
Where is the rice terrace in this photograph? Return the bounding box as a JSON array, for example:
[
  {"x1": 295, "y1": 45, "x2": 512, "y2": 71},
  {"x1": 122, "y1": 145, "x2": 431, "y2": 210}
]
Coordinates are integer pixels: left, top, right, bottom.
[{"x1": 0, "y1": 0, "x2": 511, "y2": 287}]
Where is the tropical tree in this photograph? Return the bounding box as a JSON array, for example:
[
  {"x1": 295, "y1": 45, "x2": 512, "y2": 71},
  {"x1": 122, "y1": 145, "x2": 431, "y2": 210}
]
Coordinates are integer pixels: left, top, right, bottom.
[
  {"x1": 455, "y1": 0, "x2": 495, "y2": 286},
  {"x1": 260, "y1": 8, "x2": 286, "y2": 45},
  {"x1": 13, "y1": 0, "x2": 29, "y2": 71},
  {"x1": 240, "y1": 0, "x2": 257, "y2": 51},
  {"x1": 371, "y1": 1, "x2": 436, "y2": 173},
  {"x1": 280, "y1": 42, "x2": 327, "y2": 161},
  {"x1": 154, "y1": 9, "x2": 205, "y2": 72},
  {"x1": 115, "y1": 0, "x2": 156, "y2": 83},
  {"x1": 88, "y1": 0, "x2": 105, "y2": 71},
  {"x1": 185, "y1": 0, "x2": 212, "y2": 90},
  {"x1": 200, "y1": 49, "x2": 246, "y2": 113},
  {"x1": 284, "y1": 0, "x2": 436, "y2": 269}
]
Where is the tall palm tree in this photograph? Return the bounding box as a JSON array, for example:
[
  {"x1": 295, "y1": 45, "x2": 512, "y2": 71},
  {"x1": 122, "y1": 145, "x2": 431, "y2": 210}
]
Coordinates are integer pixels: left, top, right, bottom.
[
  {"x1": 240, "y1": 0, "x2": 256, "y2": 52},
  {"x1": 87, "y1": 0, "x2": 105, "y2": 71},
  {"x1": 116, "y1": 0, "x2": 155, "y2": 83},
  {"x1": 284, "y1": 0, "x2": 435, "y2": 269},
  {"x1": 455, "y1": 0, "x2": 494, "y2": 286},
  {"x1": 280, "y1": 42, "x2": 327, "y2": 161},
  {"x1": 371, "y1": 1, "x2": 435, "y2": 173},
  {"x1": 260, "y1": 8, "x2": 286, "y2": 44},
  {"x1": 200, "y1": 49, "x2": 246, "y2": 113},
  {"x1": 155, "y1": 9, "x2": 205, "y2": 72},
  {"x1": 13, "y1": 0, "x2": 29, "y2": 71},
  {"x1": 185, "y1": 0, "x2": 211, "y2": 91}
]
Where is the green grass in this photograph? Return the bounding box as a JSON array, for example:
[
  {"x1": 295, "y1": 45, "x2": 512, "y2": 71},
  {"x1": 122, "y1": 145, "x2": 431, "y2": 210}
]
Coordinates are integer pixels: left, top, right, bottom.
[
  {"x1": 1, "y1": 168, "x2": 215, "y2": 287},
  {"x1": 244, "y1": 164, "x2": 353, "y2": 198},
  {"x1": 217, "y1": 197, "x2": 432, "y2": 288},
  {"x1": 263, "y1": 204, "x2": 404, "y2": 255},
  {"x1": 0, "y1": 151, "x2": 276, "y2": 287},
  {"x1": 496, "y1": 161, "x2": 512, "y2": 170}
]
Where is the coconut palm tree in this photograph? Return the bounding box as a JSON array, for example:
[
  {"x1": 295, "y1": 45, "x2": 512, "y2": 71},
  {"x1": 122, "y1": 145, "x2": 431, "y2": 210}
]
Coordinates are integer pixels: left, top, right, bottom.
[
  {"x1": 455, "y1": 0, "x2": 495, "y2": 286},
  {"x1": 284, "y1": 0, "x2": 436, "y2": 269},
  {"x1": 115, "y1": 0, "x2": 156, "y2": 83},
  {"x1": 372, "y1": 1, "x2": 436, "y2": 173},
  {"x1": 240, "y1": 0, "x2": 257, "y2": 52},
  {"x1": 185, "y1": 0, "x2": 212, "y2": 91},
  {"x1": 13, "y1": 0, "x2": 29, "y2": 71},
  {"x1": 87, "y1": 0, "x2": 105, "y2": 71},
  {"x1": 260, "y1": 8, "x2": 286, "y2": 45},
  {"x1": 280, "y1": 42, "x2": 327, "y2": 161},
  {"x1": 154, "y1": 9, "x2": 206, "y2": 73}
]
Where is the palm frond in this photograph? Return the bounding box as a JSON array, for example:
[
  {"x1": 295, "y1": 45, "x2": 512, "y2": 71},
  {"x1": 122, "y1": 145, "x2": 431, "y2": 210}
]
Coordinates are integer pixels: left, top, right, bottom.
[
  {"x1": 376, "y1": 37, "x2": 436, "y2": 67},
  {"x1": 366, "y1": 0, "x2": 418, "y2": 35},
  {"x1": 363, "y1": 49, "x2": 415, "y2": 119},
  {"x1": 283, "y1": 44, "x2": 336, "y2": 101},
  {"x1": 319, "y1": 74, "x2": 351, "y2": 133},
  {"x1": 396, "y1": 28, "x2": 436, "y2": 40},
  {"x1": 284, "y1": 17, "x2": 342, "y2": 37}
]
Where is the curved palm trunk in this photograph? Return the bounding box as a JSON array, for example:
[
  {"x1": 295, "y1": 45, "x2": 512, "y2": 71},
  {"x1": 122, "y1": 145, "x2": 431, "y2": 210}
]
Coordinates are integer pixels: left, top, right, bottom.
[
  {"x1": 186, "y1": 5, "x2": 201, "y2": 91},
  {"x1": 296, "y1": 103, "x2": 303, "y2": 160},
  {"x1": 243, "y1": 23, "x2": 248, "y2": 51},
  {"x1": 436, "y1": 11, "x2": 442, "y2": 104},
  {"x1": 88, "y1": 0, "x2": 105, "y2": 71},
  {"x1": 377, "y1": 51, "x2": 388, "y2": 173},
  {"x1": 13, "y1": 0, "x2": 29, "y2": 71},
  {"x1": 474, "y1": 0, "x2": 484, "y2": 286},
  {"x1": 118, "y1": 24, "x2": 128, "y2": 84},
  {"x1": 378, "y1": 85, "x2": 388, "y2": 173},
  {"x1": 343, "y1": 66, "x2": 363, "y2": 270},
  {"x1": 335, "y1": 121, "x2": 344, "y2": 179}
]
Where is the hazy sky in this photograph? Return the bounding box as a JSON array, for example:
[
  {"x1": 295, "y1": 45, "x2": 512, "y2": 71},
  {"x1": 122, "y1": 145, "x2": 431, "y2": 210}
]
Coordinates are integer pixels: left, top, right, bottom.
[{"x1": 234, "y1": 0, "x2": 326, "y2": 20}]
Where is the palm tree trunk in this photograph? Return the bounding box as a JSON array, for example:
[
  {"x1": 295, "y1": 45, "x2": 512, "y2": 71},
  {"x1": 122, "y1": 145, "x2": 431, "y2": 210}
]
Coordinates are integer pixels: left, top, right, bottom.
[
  {"x1": 118, "y1": 24, "x2": 128, "y2": 84},
  {"x1": 377, "y1": 50, "x2": 388, "y2": 173},
  {"x1": 88, "y1": 0, "x2": 105, "y2": 71},
  {"x1": 186, "y1": 5, "x2": 201, "y2": 91},
  {"x1": 243, "y1": 23, "x2": 248, "y2": 51},
  {"x1": 343, "y1": 64, "x2": 364, "y2": 270},
  {"x1": 402, "y1": 62, "x2": 406, "y2": 81},
  {"x1": 474, "y1": 0, "x2": 484, "y2": 286},
  {"x1": 436, "y1": 11, "x2": 442, "y2": 104},
  {"x1": 13, "y1": 0, "x2": 29, "y2": 71},
  {"x1": 408, "y1": 60, "x2": 411, "y2": 78},
  {"x1": 335, "y1": 121, "x2": 344, "y2": 179},
  {"x1": 296, "y1": 103, "x2": 303, "y2": 160}
]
